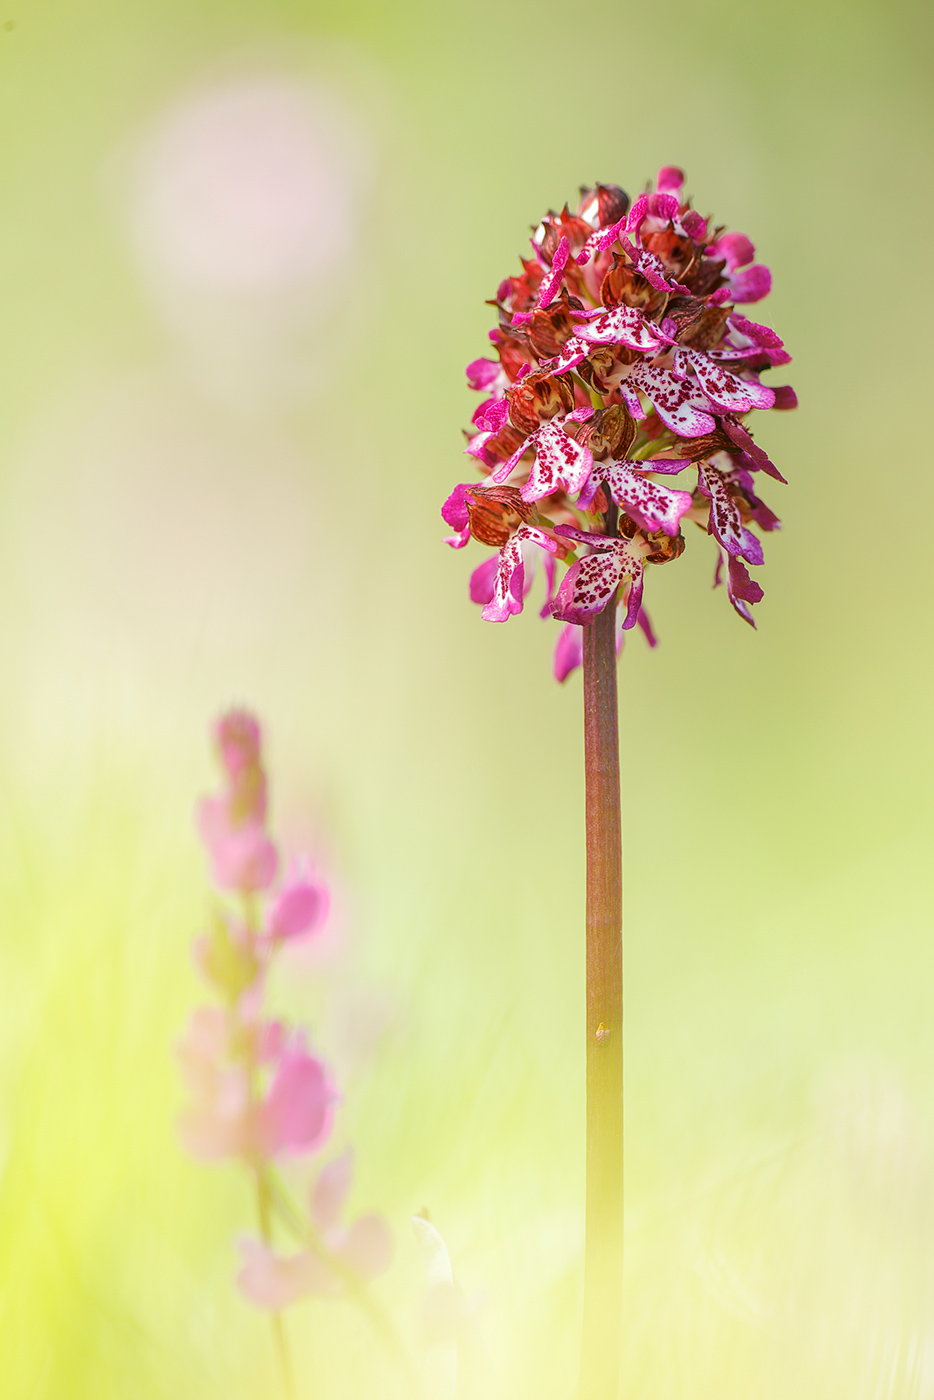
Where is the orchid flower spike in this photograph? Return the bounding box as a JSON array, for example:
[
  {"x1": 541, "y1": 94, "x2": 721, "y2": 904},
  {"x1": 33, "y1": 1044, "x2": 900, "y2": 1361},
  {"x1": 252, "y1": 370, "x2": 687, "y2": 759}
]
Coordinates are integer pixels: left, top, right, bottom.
[{"x1": 443, "y1": 169, "x2": 794, "y2": 676}]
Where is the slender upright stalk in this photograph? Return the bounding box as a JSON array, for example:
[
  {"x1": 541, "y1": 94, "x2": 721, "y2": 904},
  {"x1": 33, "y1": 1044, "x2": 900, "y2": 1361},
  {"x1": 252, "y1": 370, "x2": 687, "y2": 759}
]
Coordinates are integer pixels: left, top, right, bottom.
[
  {"x1": 578, "y1": 594, "x2": 624, "y2": 1400},
  {"x1": 256, "y1": 1168, "x2": 298, "y2": 1400}
]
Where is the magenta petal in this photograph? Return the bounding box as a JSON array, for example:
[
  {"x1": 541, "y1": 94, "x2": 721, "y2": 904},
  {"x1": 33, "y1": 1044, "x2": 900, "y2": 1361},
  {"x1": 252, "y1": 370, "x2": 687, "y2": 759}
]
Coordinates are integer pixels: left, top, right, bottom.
[
  {"x1": 469, "y1": 554, "x2": 499, "y2": 606},
  {"x1": 467, "y1": 554, "x2": 499, "y2": 607},
  {"x1": 772, "y1": 384, "x2": 798, "y2": 410},
  {"x1": 647, "y1": 192, "x2": 680, "y2": 222},
  {"x1": 341, "y1": 1214, "x2": 394, "y2": 1281},
  {"x1": 620, "y1": 569, "x2": 645, "y2": 630},
  {"x1": 465, "y1": 357, "x2": 500, "y2": 392},
  {"x1": 636, "y1": 608, "x2": 657, "y2": 648},
  {"x1": 729, "y1": 263, "x2": 771, "y2": 303},
  {"x1": 553, "y1": 623, "x2": 584, "y2": 682},
  {"x1": 443, "y1": 525, "x2": 471, "y2": 550},
  {"x1": 721, "y1": 418, "x2": 787, "y2": 483},
  {"x1": 655, "y1": 165, "x2": 684, "y2": 194},
  {"x1": 258, "y1": 1043, "x2": 335, "y2": 1157},
  {"x1": 707, "y1": 231, "x2": 754, "y2": 270},
  {"x1": 726, "y1": 554, "x2": 764, "y2": 625},
  {"x1": 626, "y1": 193, "x2": 649, "y2": 233},
  {"x1": 268, "y1": 871, "x2": 327, "y2": 941},
  {"x1": 681, "y1": 210, "x2": 706, "y2": 241},
  {"x1": 441, "y1": 485, "x2": 469, "y2": 533}
]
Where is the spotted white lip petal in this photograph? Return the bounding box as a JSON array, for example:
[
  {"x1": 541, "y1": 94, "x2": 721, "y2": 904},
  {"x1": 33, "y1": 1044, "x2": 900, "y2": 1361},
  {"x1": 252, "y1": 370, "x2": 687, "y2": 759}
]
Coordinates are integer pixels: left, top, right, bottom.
[{"x1": 412, "y1": 1215, "x2": 457, "y2": 1400}]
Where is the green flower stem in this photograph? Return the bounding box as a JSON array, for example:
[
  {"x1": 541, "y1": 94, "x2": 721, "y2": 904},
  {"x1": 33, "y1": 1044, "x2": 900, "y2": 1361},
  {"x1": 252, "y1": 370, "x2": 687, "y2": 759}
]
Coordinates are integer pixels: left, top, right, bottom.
[{"x1": 578, "y1": 588, "x2": 624, "y2": 1400}]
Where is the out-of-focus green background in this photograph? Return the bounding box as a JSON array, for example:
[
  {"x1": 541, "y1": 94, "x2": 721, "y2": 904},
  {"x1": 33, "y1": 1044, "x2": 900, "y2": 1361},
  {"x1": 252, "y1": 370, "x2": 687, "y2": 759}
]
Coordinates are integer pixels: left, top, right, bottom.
[{"x1": 0, "y1": 1, "x2": 931, "y2": 1396}]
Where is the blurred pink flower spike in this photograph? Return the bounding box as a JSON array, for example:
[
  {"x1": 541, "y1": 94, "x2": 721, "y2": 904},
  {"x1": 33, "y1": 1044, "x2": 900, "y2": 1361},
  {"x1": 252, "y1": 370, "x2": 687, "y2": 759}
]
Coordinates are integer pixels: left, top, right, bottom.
[
  {"x1": 266, "y1": 861, "x2": 329, "y2": 943},
  {"x1": 197, "y1": 797, "x2": 279, "y2": 891},
  {"x1": 214, "y1": 709, "x2": 262, "y2": 779},
  {"x1": 412, "y1": 1214, "x2": 458, "y2": 1400},
  {"x1": 257, "y1": 1035, "x2": 338, "y2": 1157},
  {"x1": 237, "y1": 1151, "x2": 393, "y2": 1309}
]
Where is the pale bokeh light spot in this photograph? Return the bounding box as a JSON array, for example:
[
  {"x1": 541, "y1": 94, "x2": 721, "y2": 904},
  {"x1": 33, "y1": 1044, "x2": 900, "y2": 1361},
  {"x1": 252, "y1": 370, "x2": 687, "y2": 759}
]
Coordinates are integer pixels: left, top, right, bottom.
[{"x1": 130, "y1": 77, "x2": 367, "y2": 292}]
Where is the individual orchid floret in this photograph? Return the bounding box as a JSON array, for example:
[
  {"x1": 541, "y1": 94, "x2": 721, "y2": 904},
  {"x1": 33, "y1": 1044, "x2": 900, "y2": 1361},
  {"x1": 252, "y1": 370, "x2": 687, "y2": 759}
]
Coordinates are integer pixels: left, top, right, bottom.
[
  {"x1": 266, "y1": 861, "x2": 329, "y2": 943},
  {"x1": 237, "y1": 1150, "x2": 393, "y2": 1309},
  {"x1": 444, "y1": 165, "x2": 793, "y2": 658},
  {"x1": 176, "y1": 1011, "x2": 336, "y2": 1162}
]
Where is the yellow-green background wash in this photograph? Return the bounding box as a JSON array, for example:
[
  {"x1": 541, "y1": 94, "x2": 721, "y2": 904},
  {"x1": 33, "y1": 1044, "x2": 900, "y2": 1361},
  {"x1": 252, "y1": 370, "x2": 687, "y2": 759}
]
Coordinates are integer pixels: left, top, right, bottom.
[{"x1": 0, "y1": 0, "x2": 932, "y2": 1396}]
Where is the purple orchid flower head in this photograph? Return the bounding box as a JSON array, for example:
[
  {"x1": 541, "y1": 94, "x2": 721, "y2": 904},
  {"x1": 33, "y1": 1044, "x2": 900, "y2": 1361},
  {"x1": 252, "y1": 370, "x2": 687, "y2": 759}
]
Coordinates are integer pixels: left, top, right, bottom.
[{"x1": 443, "y1": 168, "x2": 794, "y2": 677}]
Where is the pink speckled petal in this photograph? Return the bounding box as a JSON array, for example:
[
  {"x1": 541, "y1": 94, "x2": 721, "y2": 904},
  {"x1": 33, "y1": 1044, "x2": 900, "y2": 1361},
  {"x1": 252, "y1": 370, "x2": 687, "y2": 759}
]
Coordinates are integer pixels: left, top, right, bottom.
[
  {"x1": 727, "y1": 315, "x2": 783, "y2": 349},
  {"x1": 698, "y1": 464, "x2": 746, "y2": 556},
  {"x1": 543, "y1": 335, "x2": 590, "y2": 375},
  {"x1": 537, "y1": 236, "x2": 571, "y2": 308},
  {"x1": 629, "y1": 363, "x2": 717, "y2": 437},
  {"x1": 604, "y1": 463, "x2": 693, "y2": 536},
  {"x1": 575, "y1": 304, "x2": 666, "y2": 353},
  {"x1": 482, "y1": 526, "x2": 557, "y2": 623},
  {"x1": 681, "y1": 348, "x2": 775, "y2": 412},
  {"x1": 548, "y1": 552, "x2": 625, "y2": 625},
  {"x1": 619, "y1": 382, "x2": 647, "y2": 420},
  {"x1": 633, "y1": 248, "x2": 691, "y2": 295},
  {"x1": 519, "y1": 422, "x2": 594, "y2": 502}
]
